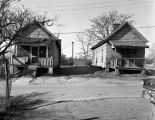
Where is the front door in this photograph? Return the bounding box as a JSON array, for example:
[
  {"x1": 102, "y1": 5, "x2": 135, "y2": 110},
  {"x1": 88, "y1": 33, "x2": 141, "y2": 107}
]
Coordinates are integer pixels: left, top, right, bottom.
[
  {"x1": 32, "y1": 46, "x2": 38, "y2": 63},
  {"x1": 39, "y1": 46, "x2": 46, "y2": 57}
]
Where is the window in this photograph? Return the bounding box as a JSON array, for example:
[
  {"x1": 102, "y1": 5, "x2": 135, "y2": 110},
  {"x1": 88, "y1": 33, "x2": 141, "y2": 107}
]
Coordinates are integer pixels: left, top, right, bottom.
[{"x1": 32, "y1": 47, "x2": 38, "y2": 57}]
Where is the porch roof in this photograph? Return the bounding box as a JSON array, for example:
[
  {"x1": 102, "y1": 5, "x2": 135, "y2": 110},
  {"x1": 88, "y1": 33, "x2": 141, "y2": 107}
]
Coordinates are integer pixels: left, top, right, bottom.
[
  {"x1": 15, "y1": 38, "x2": 50, "y2": 46},
  {"x1": 110, "y1": 40, "x2": 149, "y2": 48}
]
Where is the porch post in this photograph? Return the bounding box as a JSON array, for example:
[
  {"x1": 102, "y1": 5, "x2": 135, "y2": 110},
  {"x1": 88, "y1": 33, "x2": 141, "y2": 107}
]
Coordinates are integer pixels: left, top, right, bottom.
[
  {"x1": 115, "y1": 58, "x2": 117, "y2": 67},
  {"x1": 115, "y1": 47, "x2": 117, "y2": 67},
  {"x1": 37, "y1": 46, "x2": 39, "y2": 64},
  {"x1": 15, "y1": 45, "x2": 17, "y2": 56},
  {"x1": 30, "y1": 46, "x2": 32, "y2": 63},
  {"x1": 37, "y1": 46, "x2": 39, "y2": 57},
  {"x1": 46, "y1": 46, "x2": 48, "y2": 58}
]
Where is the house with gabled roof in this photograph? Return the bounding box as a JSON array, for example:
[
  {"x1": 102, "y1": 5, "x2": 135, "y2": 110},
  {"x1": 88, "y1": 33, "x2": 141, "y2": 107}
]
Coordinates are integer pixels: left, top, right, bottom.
[
  {"x1": 8, "y1": 21, "x2": 61, "y2": 76},
  {"x1": 91, "y1": 22, "x2": 149, "y2": 74}
]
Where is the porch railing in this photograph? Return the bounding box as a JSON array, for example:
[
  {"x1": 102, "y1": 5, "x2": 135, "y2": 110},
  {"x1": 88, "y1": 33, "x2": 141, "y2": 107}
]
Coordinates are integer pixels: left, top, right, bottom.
[
  {"x1": 111, "y1": 58, "x2": 145, "y2": 68},
  {"x1": 8, "y1": 56, "x2": 28, "y2": 66},
  {"x1": 8, "y1": 56, "x2": 53, "y2": 67},
  {"x1": 38, "y1": 57, "x2": 53, "y2": 67}
]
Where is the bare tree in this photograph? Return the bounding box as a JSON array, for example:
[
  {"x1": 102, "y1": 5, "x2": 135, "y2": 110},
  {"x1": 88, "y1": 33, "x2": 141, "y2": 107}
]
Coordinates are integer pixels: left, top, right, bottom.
[
  {"x1": 89, "y1": 10, "x2": 134, "y2": 42},
  {"x1": 76, "y1": 30, "x2": 95, "y2": 64},
  {"x1": 0, "y1": 0, "x2": 57, "y2": 108}
]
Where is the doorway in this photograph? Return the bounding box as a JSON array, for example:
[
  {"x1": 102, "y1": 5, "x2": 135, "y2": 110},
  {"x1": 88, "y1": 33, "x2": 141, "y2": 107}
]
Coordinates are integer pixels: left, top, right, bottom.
[{"x1": 32, "y1": 46, "x2": 38, "y2": 63}]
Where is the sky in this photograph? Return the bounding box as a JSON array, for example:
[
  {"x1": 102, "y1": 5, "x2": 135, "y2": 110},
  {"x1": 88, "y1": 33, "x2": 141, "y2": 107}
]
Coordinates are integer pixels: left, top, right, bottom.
[{"x1": 13, "y1": 0, "x2": 155, "y2": 57}]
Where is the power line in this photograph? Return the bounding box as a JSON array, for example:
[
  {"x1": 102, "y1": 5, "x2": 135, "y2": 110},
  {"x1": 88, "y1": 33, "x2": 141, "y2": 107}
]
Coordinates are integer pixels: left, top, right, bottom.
[
  {"x1": 54, "y1": 25, "x2": 155, "y2": 35},
  {"x1": 137, "y1": 26, "x2": 155, "y2": 29},
  {"x1": 33, "y1": 0, "x2": 134, "y2": 8},
  {"x1": 36, "y1": 0, "x2": 155, "y2": 12},
  {"x1": 19, "y1": 25, "x2": 155, "y2": 36},
  {"x1": 54, "y1": 32, "x2": 84, "y2": 34}
]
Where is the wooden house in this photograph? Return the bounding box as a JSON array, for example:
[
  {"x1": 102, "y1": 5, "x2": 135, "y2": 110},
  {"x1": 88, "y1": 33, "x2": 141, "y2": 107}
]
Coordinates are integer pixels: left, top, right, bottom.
[
  {"x1": 91, "y1": 22, "x2": 149, "y2": 74},
  {"x1": 8, "y1": 21, "x2": 61, "y2": 75}
]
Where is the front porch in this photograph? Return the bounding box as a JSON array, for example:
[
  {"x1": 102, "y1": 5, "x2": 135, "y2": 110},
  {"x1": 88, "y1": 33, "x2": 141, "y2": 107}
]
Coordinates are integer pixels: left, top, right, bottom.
[
  {"x1": 10, "y1": 43, "x2": 54, "y2": 66},
  {"x1": 111, "y1": 47, "x2": 146, "y2": 73},
  {"x1": 110, "y1": 58, "x2": 145, "y2": 74},
  {"x1": 7, "y1": 44, "x2": 54, "y2": 76},
  {"x1": 7, "y1": 56, "x2": 53, "y2": 77}
]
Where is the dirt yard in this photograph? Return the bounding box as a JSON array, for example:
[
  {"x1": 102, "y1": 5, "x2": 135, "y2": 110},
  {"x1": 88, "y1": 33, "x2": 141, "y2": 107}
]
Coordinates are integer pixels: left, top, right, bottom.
[{"x1": 0, "y1": 72, "x2": 155, "y2": 120}]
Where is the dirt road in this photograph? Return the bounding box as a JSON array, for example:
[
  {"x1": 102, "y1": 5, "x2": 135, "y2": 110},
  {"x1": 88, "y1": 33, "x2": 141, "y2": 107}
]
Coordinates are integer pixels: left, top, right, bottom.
[{"x1": 1, "y1": 75, "x2": 155, "y2": 120}]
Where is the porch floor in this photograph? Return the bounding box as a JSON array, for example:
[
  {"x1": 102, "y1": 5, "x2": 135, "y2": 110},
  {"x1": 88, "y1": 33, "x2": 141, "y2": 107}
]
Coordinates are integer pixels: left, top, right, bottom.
[{"x1": 116, "y1": 66, "x2": 144, "y2": 71}]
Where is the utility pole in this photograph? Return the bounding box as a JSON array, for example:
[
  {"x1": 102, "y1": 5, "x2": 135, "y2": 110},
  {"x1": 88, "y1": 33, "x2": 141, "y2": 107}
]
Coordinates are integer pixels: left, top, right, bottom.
[{"x1": 72, "y1": 42, "x2": 74, "y2": 65}]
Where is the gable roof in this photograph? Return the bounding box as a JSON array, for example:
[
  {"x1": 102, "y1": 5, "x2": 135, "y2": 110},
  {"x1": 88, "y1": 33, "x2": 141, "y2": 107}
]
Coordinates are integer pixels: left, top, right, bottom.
[
  {"x1": 14, "y1": 21, "x2": 61, "y2": 50},
  {"x1": 91, "y1": 22, "x2": 149, "y2": 50},
  {"x1": 14, "y1": 21, "x2": 58, "y2": 41}
]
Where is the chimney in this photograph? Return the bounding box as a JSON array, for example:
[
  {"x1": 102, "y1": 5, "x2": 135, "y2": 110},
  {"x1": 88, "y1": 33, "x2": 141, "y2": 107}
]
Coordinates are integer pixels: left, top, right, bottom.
[{"x1": 112, "y1": 23, "x2": 120, "y2": 31}]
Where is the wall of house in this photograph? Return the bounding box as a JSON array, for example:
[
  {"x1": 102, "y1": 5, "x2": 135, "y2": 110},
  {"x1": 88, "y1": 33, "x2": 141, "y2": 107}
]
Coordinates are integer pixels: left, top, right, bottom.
[
  {"x1": 136, "y1": 48, "x2": 145, "y2": 67},
  {"x1": 93, "y1": 45, "x2": 145, "y2": 69},
  {"x1": 48, "y1": 41, "x2": 60, "y2": 67},
  {"x1": 92, "y1": 43, "x2": 107, "y2": 68}
]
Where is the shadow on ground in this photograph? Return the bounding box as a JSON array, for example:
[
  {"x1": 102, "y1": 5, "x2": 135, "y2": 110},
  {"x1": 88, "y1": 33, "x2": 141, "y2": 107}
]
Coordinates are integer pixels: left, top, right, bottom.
[
  {"x1": 0, "y1": 92, "x2": 52, "y2": 120},
  {"x1": 0, "y1": 92, "x2": 90, "y2": 120},
  {"x1": 54, "y1": 66, "x2": 103, "y2": 76}
]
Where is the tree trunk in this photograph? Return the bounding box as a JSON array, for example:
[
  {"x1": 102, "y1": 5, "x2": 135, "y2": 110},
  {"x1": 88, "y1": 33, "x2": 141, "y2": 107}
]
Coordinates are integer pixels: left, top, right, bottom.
[{"x1": 5, "y1": 58, "x2": 10, "y2": 109}]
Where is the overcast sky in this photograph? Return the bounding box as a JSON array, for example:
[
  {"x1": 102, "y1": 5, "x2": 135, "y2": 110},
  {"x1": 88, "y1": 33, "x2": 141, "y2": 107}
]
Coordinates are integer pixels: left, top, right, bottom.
[{"x1": 14, "y1": 0, "x2": 155, "y2": 57}]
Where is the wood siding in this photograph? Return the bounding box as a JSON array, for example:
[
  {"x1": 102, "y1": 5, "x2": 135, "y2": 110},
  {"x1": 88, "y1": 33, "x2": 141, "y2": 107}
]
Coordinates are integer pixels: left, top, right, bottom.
[
  {"x1": 15, "y1": 23, "x2": 50, "y2": 40},
  {"x1": 48, "y1": 41, "x2": 60, "y2": 67},
  {"x1": 92, "y1": 43, "x2": 107, "y2": 68},
  {"x1": 110, "y1": 24, "x2": 140, "y2": 42}
]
